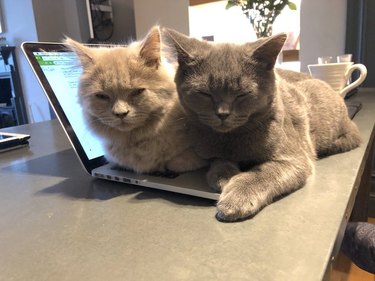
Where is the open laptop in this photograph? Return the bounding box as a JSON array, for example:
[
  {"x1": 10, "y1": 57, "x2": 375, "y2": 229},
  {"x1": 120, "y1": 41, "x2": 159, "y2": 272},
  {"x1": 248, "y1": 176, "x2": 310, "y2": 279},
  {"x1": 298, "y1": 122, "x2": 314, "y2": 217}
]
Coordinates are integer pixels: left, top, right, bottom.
[{"x1": 22, "y1": 42, "x2": 219, "y2": 200}]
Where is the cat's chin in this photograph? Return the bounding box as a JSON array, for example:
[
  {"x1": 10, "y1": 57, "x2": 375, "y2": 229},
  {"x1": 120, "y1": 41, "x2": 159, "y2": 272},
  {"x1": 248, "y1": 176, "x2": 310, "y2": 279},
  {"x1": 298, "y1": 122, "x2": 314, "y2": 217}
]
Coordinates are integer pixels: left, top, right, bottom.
[
  {"x1": 199, "y1": 120, "x2": 238, "y2": 133},
  {"x1": 198, "y1": 119, "x2": 235, "y2": 133},
  {"x1": 114, "y1": 123, "x2": 138, "y2": 132},
  {"x1": 212, "y1": 124, "x2": 236, "y2": 133},
  {"x1": 99, "y1": 120, "x2": 137, "y2": 133}
]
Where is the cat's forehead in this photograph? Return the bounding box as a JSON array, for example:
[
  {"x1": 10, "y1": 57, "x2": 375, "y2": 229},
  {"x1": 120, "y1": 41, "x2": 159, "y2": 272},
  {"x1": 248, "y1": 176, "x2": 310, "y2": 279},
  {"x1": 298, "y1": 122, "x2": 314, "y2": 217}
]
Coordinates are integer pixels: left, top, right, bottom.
[
  {"x1": 192, "y1": 45, "x2": 251, "y2": 79},
  {"x1": 178, "y1": 43, "x2": 259, "y2": 92},
  {"x1": 91, "y1": 48, "x2": 142, "y2": 77},
  {"x1": 94, "y1": 47, "x2": 135, "y2": 67},
  {"x1": 198, "y1": 44, "x2": 250, "y2": 70},
  {"x1": 85, "y1": 48, "x2": 169, "y2": 92}
]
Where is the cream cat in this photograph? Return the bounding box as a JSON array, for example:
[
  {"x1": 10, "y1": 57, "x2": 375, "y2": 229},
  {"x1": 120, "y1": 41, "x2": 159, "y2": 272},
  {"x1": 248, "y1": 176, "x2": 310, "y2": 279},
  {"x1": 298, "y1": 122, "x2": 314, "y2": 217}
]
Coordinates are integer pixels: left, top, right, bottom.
[{"x1": 65, "y1": 26, "x2": 207, "y2": 174}]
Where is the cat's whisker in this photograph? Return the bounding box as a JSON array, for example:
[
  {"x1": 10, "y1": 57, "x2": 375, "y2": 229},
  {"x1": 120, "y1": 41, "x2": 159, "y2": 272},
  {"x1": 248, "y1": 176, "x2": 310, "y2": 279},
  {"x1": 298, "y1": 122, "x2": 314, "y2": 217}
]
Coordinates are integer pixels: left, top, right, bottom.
[{"x1": 197, "y1": 115, "x2": 215, "y2": 122}]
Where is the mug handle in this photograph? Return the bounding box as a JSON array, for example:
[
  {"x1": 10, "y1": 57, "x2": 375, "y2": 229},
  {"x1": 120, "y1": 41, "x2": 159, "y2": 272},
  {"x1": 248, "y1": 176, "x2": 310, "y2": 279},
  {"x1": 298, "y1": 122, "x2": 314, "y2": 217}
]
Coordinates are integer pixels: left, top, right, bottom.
[{"x1": 341, "y1": 64, "x2": 367, "y2": 98}]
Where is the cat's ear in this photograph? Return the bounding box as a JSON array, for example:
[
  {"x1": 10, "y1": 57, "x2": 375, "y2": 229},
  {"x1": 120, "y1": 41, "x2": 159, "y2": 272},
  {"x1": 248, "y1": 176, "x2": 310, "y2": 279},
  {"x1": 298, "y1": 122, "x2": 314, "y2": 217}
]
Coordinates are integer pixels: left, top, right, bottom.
[
  {"x1": 162, "y1": 28, "x2": 200, "y2": 67},
  {"x1": 249, "y1": 33, "x2": 287, "y2": 71},
  {"x1": 64, "y1": 37, "x2": 94, "y2": 67},
  {"x1": 139, "y1": 26, "x2": 161, "y2": 68}
]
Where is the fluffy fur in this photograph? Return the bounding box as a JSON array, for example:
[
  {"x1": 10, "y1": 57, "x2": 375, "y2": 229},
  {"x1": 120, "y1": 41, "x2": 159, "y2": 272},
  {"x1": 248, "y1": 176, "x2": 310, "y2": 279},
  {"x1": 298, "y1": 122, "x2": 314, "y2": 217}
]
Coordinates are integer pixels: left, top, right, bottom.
[
  {"x1": 163, "y1": 28, "x2": 361, "y2": 222},
  {"x1": 65, "y1": 26, "x2": 206, "y2": 173}
]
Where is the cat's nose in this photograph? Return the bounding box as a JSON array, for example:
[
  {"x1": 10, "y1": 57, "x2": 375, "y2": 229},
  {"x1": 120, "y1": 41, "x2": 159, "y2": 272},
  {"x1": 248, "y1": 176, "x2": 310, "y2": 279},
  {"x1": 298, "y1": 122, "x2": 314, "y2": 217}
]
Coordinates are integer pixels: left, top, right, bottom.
[
  {"x1": 113, "y1": 111, "x2": 129, "y2": 119},
  {"x1": 216, "y1": 105, "x2": 230, "y2": 120},
  {"x1": 217, "y1": 112, "x2": 230, "y2": 120}
]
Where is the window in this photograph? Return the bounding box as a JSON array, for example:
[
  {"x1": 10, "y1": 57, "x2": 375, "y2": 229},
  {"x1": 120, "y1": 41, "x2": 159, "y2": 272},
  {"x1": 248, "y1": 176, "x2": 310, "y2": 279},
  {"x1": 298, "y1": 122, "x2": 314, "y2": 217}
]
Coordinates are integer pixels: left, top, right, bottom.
[{"x1": 189, "y1": 0, "x2": 301, "y2": 70}]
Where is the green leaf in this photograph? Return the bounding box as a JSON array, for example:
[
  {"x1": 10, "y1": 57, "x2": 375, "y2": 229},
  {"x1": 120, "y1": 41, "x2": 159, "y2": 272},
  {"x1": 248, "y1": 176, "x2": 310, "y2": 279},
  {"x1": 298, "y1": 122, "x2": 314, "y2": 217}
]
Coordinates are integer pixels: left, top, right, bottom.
[{"x1": 287, "y1": 1, "x2": 297, "y2": 10}]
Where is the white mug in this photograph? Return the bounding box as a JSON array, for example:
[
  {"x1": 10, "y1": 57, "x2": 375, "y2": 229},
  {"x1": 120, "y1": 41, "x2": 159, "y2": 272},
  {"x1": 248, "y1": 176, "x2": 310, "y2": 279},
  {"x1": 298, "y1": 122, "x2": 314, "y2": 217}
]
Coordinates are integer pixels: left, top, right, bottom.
[{"x1": 308, "y1": 62, "x2": 367, "y2": 98}]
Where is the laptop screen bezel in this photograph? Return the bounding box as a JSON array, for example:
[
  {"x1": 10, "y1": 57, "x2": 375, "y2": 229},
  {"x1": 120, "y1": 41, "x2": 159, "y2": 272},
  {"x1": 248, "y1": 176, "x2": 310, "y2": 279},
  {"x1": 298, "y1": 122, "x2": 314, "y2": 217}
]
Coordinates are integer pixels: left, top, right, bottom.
[{"x1": 21, "y1": 42, "x2": 108, "y2": 174}]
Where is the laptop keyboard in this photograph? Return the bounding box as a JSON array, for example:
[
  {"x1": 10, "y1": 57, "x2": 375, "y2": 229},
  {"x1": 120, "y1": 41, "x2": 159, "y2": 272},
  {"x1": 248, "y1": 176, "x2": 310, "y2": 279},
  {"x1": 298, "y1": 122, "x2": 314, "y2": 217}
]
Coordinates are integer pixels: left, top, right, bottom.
[{"x1": 110, "y1": 165, "x2": 180, "y2": 179}]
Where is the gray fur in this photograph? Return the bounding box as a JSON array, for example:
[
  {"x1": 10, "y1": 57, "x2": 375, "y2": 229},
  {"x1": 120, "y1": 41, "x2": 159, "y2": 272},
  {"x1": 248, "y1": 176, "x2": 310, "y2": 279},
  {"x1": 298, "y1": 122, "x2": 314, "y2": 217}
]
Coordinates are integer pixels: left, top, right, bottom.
[{"x1": 163, "y1": 28, "x2": 361, "y2": 222}]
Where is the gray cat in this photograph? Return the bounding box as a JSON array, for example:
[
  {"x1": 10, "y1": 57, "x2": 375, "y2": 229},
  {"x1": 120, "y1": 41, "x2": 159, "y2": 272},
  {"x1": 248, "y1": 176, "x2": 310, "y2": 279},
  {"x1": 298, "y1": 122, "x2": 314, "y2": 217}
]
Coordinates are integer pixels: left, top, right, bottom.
[{"x1": 163, "y1": 28, "x2": 361, "y2": 222}]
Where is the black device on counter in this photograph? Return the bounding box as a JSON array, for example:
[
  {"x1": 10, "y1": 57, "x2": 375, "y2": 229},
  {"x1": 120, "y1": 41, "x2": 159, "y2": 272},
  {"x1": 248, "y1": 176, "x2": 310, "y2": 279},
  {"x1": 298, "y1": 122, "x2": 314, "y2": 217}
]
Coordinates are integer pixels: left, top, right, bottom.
[{"x1": 0, "y1": 132, "x2": 30, "y2": 152}]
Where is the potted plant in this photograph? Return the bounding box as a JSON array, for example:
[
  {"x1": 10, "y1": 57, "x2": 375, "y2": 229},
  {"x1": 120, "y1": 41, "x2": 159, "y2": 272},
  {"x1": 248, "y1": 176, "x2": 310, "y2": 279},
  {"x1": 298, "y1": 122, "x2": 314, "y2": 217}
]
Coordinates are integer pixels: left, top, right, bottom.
[{"x1": 226, "y1": 0, "x2": 297, "y2": 38}]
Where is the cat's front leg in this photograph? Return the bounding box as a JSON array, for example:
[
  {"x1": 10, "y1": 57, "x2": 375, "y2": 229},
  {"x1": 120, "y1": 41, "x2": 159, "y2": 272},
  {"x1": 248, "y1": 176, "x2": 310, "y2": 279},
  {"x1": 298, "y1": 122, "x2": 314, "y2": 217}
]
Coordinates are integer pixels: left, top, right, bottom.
[
  {"x1": 216, "y1": 159, "x2": 313, "y2": 222},
  {"x1": 206, "y1": 159, "x2": 241, "y2": 192}
]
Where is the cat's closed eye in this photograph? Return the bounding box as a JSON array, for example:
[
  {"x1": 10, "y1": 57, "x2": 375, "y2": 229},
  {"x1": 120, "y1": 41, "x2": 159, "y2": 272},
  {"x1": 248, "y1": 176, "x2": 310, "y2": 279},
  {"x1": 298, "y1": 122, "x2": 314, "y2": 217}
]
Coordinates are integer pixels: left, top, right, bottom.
[
  {"x1": 237, "y1": 92, "x2": 249, "y2": 99},
  {"x1": 132, "y1": 88, "x2": 146, "y2": 96},
  {"x1": 197, "y1": 91, "x2": 211, "y2": 98},
  {"x1": 95, "y1": 92, "x2": 110, "y2": 101}
]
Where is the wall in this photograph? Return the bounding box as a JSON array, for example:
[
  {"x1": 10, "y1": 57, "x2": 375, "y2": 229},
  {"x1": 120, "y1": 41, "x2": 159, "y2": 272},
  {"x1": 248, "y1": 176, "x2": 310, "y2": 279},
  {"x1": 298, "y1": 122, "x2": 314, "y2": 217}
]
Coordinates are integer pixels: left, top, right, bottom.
[
  {"x1": 300, "y1": 0, "x2": 347, "y2": 72},
  {"x1": 0, "y1": 0, "x2": 49, "y2": 123},
  {"x1": 133, "y1": 0, "x2": 190, "y2": 39},
  {"x1": 345, "y1": 0, "x2": 363, "y2": 66},
  {"x1": 110, "y1": 0, "x2": 136, "y2": 43},
  {"x1": 0, "y1": 0, "x2": 92, "y2": 123},
  {"x1": 33, "y1": 0, "x2": 136, "y2": 44},
  {"x1": 32, "y1": 0, "x2": 67, "y2": 42},
  {"x1": 32, "y1": 0, "x2": 91, "y2": 42}
]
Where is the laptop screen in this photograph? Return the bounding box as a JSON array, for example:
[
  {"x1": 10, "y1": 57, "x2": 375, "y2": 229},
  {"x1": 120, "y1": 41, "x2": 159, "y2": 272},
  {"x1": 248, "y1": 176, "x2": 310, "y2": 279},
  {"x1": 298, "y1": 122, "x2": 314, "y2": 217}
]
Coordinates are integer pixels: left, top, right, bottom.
[
  {"x1": 22, "y1": 42, "x2": 107, "y2": 173},
  {"x1": 34, "y1": 51, "x2": 104, "y2": 160}
]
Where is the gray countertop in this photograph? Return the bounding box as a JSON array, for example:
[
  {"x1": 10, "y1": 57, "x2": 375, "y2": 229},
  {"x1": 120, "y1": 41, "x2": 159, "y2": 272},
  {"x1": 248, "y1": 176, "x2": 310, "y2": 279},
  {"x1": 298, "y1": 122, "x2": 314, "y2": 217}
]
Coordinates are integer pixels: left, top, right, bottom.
[{"x1": 0, "y1": 90, "x2": 374, "y2": 281}]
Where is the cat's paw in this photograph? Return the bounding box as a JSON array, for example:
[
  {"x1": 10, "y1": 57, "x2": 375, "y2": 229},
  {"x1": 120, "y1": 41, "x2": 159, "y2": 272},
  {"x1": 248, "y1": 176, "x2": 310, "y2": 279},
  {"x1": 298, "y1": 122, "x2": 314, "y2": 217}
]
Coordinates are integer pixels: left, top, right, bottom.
[
  {"x1": 216, "y1": 194, "x2": 259, "y2": 222},
  {"x1": 206, "y1": 159, "x2": 240, "y2": 192},
  {"x1": 215, "y1": 183, "x2": 261, "y2": 222}
]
